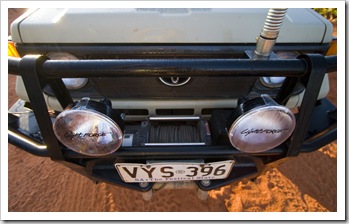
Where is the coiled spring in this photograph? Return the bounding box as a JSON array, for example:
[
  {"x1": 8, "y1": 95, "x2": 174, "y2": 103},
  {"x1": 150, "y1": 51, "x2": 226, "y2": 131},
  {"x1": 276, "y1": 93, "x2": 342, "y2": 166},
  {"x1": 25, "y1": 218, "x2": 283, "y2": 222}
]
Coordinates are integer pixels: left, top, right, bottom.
[
  {"x1": 255, "y1": 8, "x2": 288, "y2": 57},
  {"x1": 261, "y1": 8, "x2": 288, "y2": 39}
]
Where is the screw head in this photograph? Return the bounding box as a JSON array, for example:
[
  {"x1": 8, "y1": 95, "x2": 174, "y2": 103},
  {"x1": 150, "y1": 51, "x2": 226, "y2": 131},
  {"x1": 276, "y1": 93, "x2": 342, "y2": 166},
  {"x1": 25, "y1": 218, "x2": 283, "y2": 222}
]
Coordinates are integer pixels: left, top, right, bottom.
[
  {"x1": 201, "y1": 180, "x2": 211, "y2": 187},
  {"x1": 139, "y1": 182, "x2": 149, "y2": 188}
]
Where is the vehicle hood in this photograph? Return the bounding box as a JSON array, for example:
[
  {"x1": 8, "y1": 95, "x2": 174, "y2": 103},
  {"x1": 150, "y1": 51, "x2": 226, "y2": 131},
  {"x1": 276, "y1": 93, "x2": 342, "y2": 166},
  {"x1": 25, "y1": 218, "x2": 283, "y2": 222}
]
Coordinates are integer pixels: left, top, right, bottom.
[{"x1": 11, "y1": 8, "x2": 333, "y2": 44}]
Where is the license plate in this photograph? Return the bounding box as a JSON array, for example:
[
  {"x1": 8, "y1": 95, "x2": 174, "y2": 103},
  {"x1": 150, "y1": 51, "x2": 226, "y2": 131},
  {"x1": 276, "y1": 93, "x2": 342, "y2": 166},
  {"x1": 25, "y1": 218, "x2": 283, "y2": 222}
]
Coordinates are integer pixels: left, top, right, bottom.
[{"x1": 115, "y1": 160, "x2": 234, "y2": 183}]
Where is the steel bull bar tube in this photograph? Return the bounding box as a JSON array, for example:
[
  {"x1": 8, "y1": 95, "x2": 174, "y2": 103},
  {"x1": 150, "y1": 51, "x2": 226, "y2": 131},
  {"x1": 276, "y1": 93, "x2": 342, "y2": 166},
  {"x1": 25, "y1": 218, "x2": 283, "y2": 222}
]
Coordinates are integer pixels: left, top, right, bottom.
[
  {"x1": 8, "y1": 54, "x2": 336, "y2": 160},
  {"x1": 8, "y1": 55, "x2": 338, "y2": 77}
]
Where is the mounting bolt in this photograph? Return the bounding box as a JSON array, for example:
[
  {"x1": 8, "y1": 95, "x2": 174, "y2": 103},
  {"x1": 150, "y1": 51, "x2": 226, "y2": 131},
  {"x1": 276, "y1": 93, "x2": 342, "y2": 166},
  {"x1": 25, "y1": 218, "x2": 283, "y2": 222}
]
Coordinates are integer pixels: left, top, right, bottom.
[
  {"x1": 201, "y1": 180, "x2": 211, "y2": 187},
  {"x1": 139, "y1": 182, "x2": 149, "y2": 188}
]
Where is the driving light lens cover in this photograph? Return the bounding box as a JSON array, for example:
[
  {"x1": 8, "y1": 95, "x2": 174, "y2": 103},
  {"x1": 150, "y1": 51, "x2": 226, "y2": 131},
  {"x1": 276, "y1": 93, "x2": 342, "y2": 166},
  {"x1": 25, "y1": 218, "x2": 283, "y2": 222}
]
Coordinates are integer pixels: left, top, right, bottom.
[
  {"x1": 53, "y1": 98, "x2": 123, "y2": 156},
  {"x1": 228, "y1": 94, "x2": 296, "y2": 153}
]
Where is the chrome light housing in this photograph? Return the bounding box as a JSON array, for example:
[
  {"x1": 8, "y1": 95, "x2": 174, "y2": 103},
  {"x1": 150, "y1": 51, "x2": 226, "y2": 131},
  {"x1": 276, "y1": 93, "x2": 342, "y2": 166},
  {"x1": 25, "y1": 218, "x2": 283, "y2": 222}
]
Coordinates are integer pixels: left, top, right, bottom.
[
  {"x1": 53, "y1": 98, "x2": 124, "y2": 156},
  {"x1": 260, "y1": 76, "x2": 286, "y2": 88},
  {"x1": 227, "y1": 94, "x2": 296, "y2": 153},
  {"x1": 46, "y1": 52, "x2": 88, "y2": 89}
]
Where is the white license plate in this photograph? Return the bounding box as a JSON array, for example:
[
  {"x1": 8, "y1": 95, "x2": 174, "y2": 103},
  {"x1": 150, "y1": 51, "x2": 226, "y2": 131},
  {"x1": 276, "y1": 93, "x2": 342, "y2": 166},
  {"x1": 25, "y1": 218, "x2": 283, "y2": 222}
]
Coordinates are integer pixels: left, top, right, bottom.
[{"x1": 115, "y1": 160, "x2": 234, "y2": 183}]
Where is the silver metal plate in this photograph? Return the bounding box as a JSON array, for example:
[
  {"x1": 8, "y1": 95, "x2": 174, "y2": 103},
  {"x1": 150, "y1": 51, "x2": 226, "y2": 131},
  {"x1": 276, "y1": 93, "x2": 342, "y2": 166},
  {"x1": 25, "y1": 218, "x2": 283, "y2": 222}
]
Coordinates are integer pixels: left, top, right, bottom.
[{"x1": 115, "y1": 160, "x2": 234, "y2": 183}]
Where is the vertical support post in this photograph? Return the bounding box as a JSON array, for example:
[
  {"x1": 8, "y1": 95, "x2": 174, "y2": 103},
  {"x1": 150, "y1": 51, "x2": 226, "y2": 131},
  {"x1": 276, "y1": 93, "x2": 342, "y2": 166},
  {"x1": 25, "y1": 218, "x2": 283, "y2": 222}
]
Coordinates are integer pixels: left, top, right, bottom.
[
  {"x1": 19, "y1": 55, "x2": 64, "y2": 160},
  {"x1": 286, "y1": 54, "x2": 328, "y2": 157},
  {"x1": 275, "y1": 77, "x2": 300, "y2": 105},
  {"x1": 46, "y1": 78, "x2": 74, "y2": 109}
]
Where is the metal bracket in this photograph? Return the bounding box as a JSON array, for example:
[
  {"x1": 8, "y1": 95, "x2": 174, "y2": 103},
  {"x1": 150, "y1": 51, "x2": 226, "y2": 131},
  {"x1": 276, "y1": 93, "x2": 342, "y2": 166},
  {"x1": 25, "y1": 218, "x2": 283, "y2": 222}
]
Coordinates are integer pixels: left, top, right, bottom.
[
  {"x1": 286, "y1": 54, "x2": 328, "y2": 157},
  {"x1": 19, "y1": 55, "x2": 64, "y2": 160}
]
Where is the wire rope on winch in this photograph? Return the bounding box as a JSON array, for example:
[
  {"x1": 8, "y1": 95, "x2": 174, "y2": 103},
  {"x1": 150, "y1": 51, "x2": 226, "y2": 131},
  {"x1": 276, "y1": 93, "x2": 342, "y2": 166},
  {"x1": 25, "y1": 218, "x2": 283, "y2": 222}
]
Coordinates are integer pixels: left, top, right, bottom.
[{"x1": 149, "y1": 123, "x2": 201, "y2": 143}]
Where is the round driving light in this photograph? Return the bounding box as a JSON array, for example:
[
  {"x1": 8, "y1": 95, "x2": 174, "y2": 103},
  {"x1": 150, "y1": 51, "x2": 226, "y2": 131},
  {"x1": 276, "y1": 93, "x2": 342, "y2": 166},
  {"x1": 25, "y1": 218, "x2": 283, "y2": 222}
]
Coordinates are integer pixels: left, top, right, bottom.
[
  {"x1": 260, "y1": 76, "x2": 285, "y2": 88},
  {"x1": 260, "y1": 51, "x2": 299, "y2": 88},
  {"x1": 46, "y1": 52, "x2": 88, "y2": 89},
  {"x1": 53, "y1": 98, "x2": 124, "y2": 156},
  {"x1": 227, "y1": 94, "x2": 295, "y2": 153}
]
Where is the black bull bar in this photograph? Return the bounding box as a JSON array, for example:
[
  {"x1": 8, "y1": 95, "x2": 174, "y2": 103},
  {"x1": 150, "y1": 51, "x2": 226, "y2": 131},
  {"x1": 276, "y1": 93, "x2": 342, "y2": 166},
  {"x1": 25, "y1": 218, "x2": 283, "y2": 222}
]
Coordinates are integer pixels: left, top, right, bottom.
[{"x1": 8, "y1": 54, "x2": 337, "y2": 191}]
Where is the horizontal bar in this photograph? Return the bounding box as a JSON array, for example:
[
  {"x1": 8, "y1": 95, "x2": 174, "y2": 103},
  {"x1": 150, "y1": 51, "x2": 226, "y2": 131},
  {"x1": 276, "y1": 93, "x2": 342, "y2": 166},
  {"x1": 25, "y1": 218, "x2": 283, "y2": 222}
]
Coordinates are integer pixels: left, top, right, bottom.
[
  {"x1": 8, "y1": 123, "x2": 336, "y2": 159},
  {"x1": 63, "y1": 145, "x2": 286, "y2": 159},
  {"x1": 9, "y1": 56, "x2": 312, "y2": 77},
  {"x1": 16, "y1": 43, "x2": 330, "y2": 58},
  {"x1": 149, "y1": 116, "x2": 201, "y2": 121},
  {"x1": 8, "y1": 55, "x2": 337, "y2": 78},
  {"x1": 299, "y1": 125, "x2": 337, "y2": 153},
  {"x1": 144, "y1": 142, "x2": 206, "y2": 146},
  {"x1": 8, "y1": 127, "x2": 49, "y2": 157},
  {"x1": 8, "y1": 57, "x2": 21, "y2": 74},
  {"x1": 41, "y1": 58, "x2": 308, "y2": 78},
  {"x1": 325, "y1": 55, "x2": 337, "y2": 73}
]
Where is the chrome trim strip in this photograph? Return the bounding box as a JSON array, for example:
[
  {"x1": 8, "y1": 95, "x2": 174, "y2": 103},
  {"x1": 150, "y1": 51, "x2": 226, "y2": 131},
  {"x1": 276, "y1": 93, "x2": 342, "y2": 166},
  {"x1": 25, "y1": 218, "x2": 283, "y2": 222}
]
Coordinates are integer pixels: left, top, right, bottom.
[
  {"x1": 144, "y1": 142, "x2": 205, "y2": 146},
  {"x1": 149, "y1": 116, "x2": 201, "y2": 121}
]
